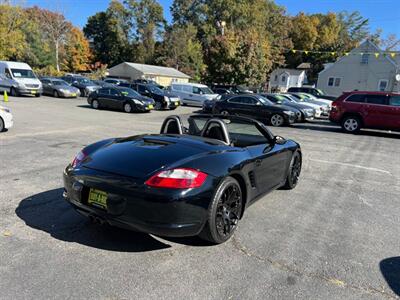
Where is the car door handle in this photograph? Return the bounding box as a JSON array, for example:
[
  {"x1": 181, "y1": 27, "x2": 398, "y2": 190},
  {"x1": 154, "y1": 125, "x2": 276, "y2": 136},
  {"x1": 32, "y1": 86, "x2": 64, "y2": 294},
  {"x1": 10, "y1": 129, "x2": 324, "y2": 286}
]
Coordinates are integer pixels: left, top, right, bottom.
[{"x1": 255, "y1": 159, "x2": 262, "y2": 167}]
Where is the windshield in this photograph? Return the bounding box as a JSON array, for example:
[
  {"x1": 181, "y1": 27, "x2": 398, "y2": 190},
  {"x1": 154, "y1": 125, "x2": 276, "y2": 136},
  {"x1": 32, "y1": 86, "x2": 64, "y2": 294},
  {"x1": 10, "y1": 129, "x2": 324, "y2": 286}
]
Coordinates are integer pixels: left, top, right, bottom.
[
  {"x1": 11, "y1": 69, "x2": 36, "y2": 79},
  {"x1": 76, "y1": 77, "x2": 93, "y2": 85},
  {"x1": 257, "y1": 95, "x2": 274, "y2": 106},
  {"x1": 145, "y1": 85, "x2": 163, "y2": 94},
  {"x1": 194, "y1": 86, "x2": 214, "y2": 94},
  {"x1": 53, "y1": 80, "x2": 69, "y2": 86},
  {"x1": 120, "y1": 88, "x2": 141, "y2": 97}
]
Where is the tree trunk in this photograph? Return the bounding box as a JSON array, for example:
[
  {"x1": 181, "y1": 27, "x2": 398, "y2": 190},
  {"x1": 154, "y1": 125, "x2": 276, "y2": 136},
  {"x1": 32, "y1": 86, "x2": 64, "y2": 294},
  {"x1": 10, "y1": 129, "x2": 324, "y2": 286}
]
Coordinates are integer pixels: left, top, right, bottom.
[{"x1": 55, "y1": 40, "x2": 60, "y2": 72}]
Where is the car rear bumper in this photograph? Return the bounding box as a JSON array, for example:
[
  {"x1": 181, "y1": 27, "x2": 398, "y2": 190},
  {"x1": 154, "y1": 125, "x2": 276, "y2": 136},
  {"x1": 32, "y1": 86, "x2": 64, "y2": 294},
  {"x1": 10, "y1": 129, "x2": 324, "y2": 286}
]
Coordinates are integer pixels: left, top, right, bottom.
[{"x1": 63, "y1": 167, "x2": 213, "y2": 237}]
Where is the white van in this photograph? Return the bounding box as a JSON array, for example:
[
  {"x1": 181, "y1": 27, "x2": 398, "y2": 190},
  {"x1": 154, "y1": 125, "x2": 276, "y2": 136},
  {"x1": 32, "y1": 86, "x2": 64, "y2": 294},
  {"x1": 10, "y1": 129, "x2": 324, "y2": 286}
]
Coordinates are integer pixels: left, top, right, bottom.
[
  {"x1": 0, "y1": 61, "x2": 42, "y2": 96},
  {"x1": 170, "y1": 83, "x2": 218, "y2": 106}
]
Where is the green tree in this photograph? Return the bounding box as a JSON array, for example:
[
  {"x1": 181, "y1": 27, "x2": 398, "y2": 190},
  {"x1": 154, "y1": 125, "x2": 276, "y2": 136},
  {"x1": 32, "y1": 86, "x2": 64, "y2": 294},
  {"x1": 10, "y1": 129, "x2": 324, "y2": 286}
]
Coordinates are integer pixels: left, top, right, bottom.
[
  {"x1": 156, "y1": 24, "x2": 205, "y2": 81},
  {"x1": 125, "y1": 0, "x2": 165, "y2": 63},
  {"x1": 84, "y1": 0, "x2": 130, "y2": 66}
]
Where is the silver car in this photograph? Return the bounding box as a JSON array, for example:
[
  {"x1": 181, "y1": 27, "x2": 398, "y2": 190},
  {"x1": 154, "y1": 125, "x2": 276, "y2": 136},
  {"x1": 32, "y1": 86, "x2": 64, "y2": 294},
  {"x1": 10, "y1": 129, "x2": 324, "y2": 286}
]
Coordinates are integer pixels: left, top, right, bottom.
[{"x1": 41, "y1": 78, "x2": 80, "y2": 98}]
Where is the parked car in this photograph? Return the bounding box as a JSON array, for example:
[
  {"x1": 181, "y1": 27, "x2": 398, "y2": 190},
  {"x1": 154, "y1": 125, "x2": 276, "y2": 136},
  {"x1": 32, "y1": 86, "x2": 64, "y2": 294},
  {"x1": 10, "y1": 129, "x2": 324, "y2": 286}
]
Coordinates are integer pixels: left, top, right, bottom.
[
  {"x1": 41, "y1": 77, "x2": 80, "y2": 98},
  {"x1": 124, "y1": 83, "x2": 180, "y2": 110},
  {"x1": 0, "y1": 105, "x2": 13, "y2": 132},
  {"x1": 280, "y1": 94, "x2": 323, "y2": 117},
  {"x1": 261, "y1": 93, "x2": 315, "y2": 122},
  {"x1": 87, "y1": 86, "x2": 155, "y2": 113},
  {"x1": 91, "y1": 80, "x2": 114, "y2": 88},
  {"x1": 213, "y1": 94, "x2": 297, "y2": 127},
  {"x1": 299, "y1": 92, "x2": 333, "y2": 107},
  {"x1": 63, "y1": 114, "x2": 302, "y2": 244},
  {"x1": 170, "y1": 83, "x2": 219, "y2": 107},
  {"x1": 212, "y1": 88, "x2": 235, "y2": 95},
  {"x1": 288, "y1": 93, "x2": 330, "y2": 116},
  {"x1": 61, "y1": 76, "x2": 101, "y2": 97},
  {"x1": 211, "y1": 84, "x2": 253, "y2": 94},
  {"x1": 103, "y1": 78, "x2": 128, "y2": 85},
  {"x1": 0, "y1": 61, "x2": 42, "y2": 96},
  {"x1": 330, "y1": 91, "x2": 400, "y2": 133},
  {"x1": 288, "y1": 87, "x2": 336, "y2": 100}
]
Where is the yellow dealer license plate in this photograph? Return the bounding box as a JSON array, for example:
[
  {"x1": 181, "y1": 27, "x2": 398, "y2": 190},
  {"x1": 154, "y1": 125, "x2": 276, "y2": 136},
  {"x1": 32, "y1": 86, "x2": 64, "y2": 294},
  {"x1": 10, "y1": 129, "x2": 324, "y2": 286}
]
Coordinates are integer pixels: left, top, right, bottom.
[
  {"x1": 148, "y1": 104, "x2": 154, "y2": 109},
  {"x1": 88, "y1": 188, "x2": 107, "y2": 209},
  {"x1": 31, "y1": 90, "x2": 36, "y2": 94},
  {"x1": 175, "y1": 102, "x2": 179, "y2": 106},
  {"x1": 71, "y1": 93, "x2": 76, "y2": 97}
]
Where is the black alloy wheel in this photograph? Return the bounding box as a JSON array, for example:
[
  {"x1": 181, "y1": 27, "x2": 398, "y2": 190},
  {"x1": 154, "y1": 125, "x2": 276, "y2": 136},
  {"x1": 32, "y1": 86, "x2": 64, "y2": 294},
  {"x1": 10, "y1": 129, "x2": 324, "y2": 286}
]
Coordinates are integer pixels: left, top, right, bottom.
[
  {"x1": 282, "y1": 151, "x2": 302, "y2": 189},
  {"x1": 199, "y1": 176, "x2": 242, "y2": 244}
]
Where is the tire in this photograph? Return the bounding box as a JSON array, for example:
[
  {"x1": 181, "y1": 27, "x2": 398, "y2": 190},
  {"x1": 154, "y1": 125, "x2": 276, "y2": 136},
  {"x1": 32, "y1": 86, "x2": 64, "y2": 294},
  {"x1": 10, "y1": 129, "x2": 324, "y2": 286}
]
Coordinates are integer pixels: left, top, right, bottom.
[
  {"x1": 0, "y1": 117, "x2": 4, "y2": 132},
  {"x1": 341, "y1": 115, "x2": 361, "y2": 133},
  {"x1": 282, "y1": 151, "x2": 302, "y2": 190},
  {"x1": 270, "y1": 114, "x2": 285, "y2": 127},
  {"x1": 155, "y1": 101, "x2": 163, "y2": 110},
  {"x1": 91, "y1": 99, "x2": 100, "y2": 109},
  {"x1": 10, "y1": 87, "x2": 18, "y2": 97},
  {"x1": 35, "y1": 93, "x2": 41, "y2": 97},
  {"x1": 220, "y1": 110, "x2": 229, "y2": 116},
  {"x1": 199, "y1": 176, "x2": 243, "y2": 244},
  {"x1": 123, "y1": 103, "x2": 132, "y2": 113},
  {"x1": 53, "y1": 90, "x2": 59, "y2": 98},
  {"x1": 80, "y1": 89, "x2": 86, "y2": 97}
]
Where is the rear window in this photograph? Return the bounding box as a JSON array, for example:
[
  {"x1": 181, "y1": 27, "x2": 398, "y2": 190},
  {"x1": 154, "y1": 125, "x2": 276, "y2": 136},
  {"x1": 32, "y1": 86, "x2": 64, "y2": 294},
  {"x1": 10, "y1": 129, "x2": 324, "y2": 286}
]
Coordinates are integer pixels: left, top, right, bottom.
[{"x1": 345, "y1": 94, "x2": 366, "y2": 103}]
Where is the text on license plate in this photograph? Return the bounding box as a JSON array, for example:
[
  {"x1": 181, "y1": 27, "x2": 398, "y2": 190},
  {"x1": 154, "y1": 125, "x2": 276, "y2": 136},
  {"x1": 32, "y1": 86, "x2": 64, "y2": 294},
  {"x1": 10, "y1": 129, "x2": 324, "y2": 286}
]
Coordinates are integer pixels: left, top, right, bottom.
[{"x1": 88, "y1": 188, "x2": 108, "y2": 209}]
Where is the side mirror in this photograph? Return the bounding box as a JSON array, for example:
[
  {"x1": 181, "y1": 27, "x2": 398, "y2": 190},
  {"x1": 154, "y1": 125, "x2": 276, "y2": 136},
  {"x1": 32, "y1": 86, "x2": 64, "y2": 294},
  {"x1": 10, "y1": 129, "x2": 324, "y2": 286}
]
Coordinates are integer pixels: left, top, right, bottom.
[{"x1": 273, "y1": 135, "x2": 286, "y2": 145}]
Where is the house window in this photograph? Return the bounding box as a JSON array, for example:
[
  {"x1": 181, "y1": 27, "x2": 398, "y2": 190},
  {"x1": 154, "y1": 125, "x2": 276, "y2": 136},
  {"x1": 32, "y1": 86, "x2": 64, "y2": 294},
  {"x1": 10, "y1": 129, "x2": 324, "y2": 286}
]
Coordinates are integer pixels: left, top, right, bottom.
[
  {"x1": 378, "y1": 80, "x2": 388, "y2": 91},
  {"x1": 274, "y1": 75, "x2": 278, "y2": 81},
  {"x1": 361, "y1": 53, "x2": 369, "y2": 64},
  {"x1": 328, "y1": 77, "x2": 341, "y2": 87},
  {"x1": 281, "y1": 75, "x2": 286, "y2": 82}
]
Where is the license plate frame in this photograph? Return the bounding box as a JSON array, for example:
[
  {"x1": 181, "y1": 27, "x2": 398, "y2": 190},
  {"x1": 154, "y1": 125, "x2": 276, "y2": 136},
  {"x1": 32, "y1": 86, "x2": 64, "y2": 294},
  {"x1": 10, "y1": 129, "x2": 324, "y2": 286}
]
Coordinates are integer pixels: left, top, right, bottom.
[
  {"x1": 88, "y1": 188, "x2": 108, "y2": 209},
  {"x1": 30, "y1": 90, "x2": 36, "y2": 94}
]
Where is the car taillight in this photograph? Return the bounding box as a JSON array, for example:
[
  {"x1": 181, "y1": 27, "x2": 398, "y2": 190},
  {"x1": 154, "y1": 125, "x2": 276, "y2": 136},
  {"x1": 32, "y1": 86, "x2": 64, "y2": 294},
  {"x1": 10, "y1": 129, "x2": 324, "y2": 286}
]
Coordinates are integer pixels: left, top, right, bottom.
[
  {"x1": 145, "y1": 168, "x2": 208, "y2": 189},
  {"x1": 71, "y1": 150, "x2": 87, "y2": 168}
]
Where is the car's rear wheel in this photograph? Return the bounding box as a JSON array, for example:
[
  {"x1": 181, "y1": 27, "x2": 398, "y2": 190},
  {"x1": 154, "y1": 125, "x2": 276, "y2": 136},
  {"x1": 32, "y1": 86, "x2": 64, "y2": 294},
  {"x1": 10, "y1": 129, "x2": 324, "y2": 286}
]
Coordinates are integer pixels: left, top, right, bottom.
[
  {"x1": 124, "y1": 103, "x2": 132, "y2": 113},
  {"x1": 199, "y1": 176, "x2": 242, "y2": 244},
  {"x1": 270, "y1": 114, "x2": 284, "y2": 127},
  {"x1": 282, "y1": 151, "x2": 302, "y2": 190},
  {"x1": 341, "y1": 116, "x2": 361, "y2": 133},
  {"x1": 0, "y1": 117, "x2": 4, "y2": 132},
  {"x1": 53, "y1": 90, "x2": 59, "y2": 98},
  {"x1": 91, "y1": 99, "x2": 100, "y2": 109}
]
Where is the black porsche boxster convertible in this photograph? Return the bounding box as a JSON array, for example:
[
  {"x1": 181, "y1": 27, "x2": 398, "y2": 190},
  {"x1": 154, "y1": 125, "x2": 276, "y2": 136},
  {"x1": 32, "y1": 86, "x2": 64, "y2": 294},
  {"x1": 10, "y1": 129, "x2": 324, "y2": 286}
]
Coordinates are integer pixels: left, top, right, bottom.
[{"x1": 63, "y1": 114, "x2": 302, "y2": 244}]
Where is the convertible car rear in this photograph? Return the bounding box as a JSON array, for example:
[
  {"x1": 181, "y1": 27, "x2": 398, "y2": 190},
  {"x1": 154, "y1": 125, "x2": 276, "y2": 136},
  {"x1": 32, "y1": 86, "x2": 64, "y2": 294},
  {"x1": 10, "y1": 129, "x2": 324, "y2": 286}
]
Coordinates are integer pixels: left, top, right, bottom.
[{"x1": 63, "y1": 114, "x2": 302, "y2": 244}]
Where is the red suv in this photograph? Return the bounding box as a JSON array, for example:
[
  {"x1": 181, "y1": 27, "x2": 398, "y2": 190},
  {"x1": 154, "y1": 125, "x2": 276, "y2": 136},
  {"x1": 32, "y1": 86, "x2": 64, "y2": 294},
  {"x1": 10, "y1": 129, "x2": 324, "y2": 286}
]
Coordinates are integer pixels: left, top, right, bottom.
[{"x1": 329, "y1": 91, "x2": 400, "y2": 133}]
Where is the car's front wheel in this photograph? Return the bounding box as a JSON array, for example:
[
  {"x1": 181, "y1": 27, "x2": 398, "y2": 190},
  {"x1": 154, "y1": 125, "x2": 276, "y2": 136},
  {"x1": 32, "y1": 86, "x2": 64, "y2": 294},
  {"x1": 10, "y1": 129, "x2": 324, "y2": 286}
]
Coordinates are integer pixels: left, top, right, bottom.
[
  {"x1": 341, "y1": 115, "x2": 361, "y2": 133},
  {"x1": 155, "y1": 101, "x2": 163, "y2": 110},
  {"x1": 282, "y1": 151, "x2": 302, "y2": 190},
  {"x1": 91, "y1": 99, "x2": 100, "y2": 109},
  {"x1": 10, "y1": 87, "x2": 18, "y2": 97},
  {"x1": 199, "y1": 176, "x2": 242, "y2": 244},
  {"x1": 53, "y1": 90, "x2": 59, "y2": 98},
  {"x1": 270, "y1": 114, "x2": 285, "y2": 127}
]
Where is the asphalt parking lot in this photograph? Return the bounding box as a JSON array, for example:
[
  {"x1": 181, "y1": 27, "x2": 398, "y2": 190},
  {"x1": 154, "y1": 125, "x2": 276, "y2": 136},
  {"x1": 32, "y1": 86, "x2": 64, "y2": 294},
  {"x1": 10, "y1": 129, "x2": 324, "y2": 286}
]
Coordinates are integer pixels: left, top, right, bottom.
[{"x1": 1, "y1": 96, "x2": 400, "y2": 299}]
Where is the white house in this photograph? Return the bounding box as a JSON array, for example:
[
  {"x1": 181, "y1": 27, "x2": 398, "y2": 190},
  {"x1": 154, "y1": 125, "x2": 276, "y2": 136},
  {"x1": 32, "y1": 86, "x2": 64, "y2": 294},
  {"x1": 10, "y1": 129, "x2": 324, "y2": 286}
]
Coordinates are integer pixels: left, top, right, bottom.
[
  {"x1": 108, "y1": 62, "x2": 191, "y2": 87},
  {"x1": 317, "y1": 40, "x2": 400, "y2": 97},
  {"x1": 268, "y1": 68, "x2": 307, "y2": 92}
]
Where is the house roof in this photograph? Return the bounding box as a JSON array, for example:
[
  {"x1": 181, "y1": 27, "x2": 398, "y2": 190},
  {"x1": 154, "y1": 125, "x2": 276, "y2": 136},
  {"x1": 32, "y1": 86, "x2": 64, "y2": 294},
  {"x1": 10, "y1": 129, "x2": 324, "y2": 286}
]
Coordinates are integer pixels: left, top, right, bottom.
[
  {"x1": 272, "y1": 68, "x2": 305, "y2": 76},
  {"x1": 121, "y1": 62, "x2": 191, "y2": 78},
  {"x1": 297, "y1": 62, "x2": 311, "y2": 69}
]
